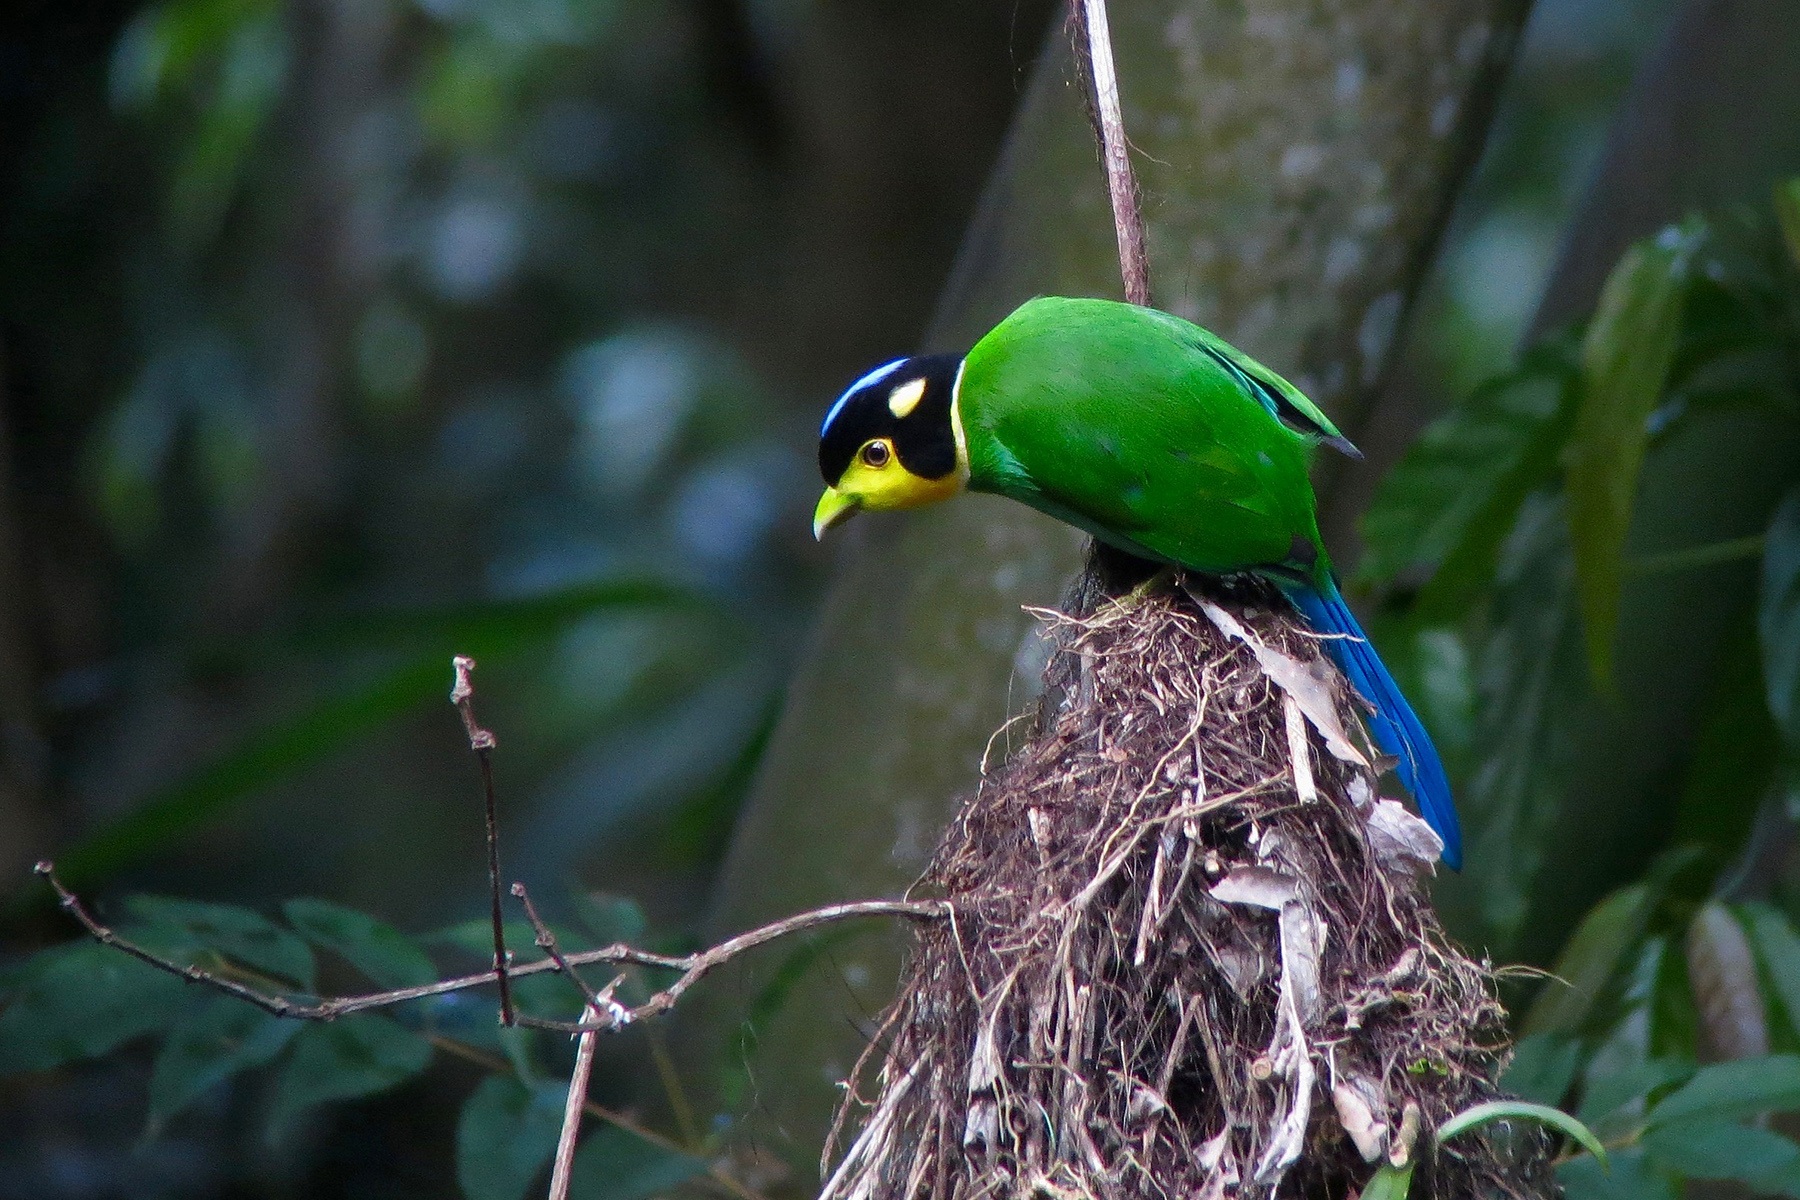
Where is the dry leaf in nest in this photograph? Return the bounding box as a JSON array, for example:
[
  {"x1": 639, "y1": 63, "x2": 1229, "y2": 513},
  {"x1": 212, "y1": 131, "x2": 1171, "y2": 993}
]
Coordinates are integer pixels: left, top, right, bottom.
[{"x1": 823, "y1": 578, "x2": 1556, "y2": 1200}]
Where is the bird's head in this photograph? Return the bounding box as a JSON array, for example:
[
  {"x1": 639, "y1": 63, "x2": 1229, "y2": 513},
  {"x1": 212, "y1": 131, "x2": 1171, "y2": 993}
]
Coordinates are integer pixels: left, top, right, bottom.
[{"x1": 813, "y1": 352, "x2": 967, "y2": 539}]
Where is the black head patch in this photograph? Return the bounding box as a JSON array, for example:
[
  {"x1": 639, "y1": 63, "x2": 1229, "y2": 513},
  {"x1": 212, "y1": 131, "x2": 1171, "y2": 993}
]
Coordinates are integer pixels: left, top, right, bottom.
[{"x1": 818, "y1": 353, "x2": 963, "y2": 485}]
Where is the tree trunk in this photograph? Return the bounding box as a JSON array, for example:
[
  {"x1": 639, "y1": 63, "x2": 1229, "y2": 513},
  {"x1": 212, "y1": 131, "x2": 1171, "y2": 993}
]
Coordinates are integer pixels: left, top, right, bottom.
[{"x1": 688, "y1": 0, "x2": 1533, "y2": 1169}]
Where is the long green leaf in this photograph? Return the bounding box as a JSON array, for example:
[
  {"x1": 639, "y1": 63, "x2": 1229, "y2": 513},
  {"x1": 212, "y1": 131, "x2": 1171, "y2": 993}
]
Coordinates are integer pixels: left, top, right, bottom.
[
  {"x1": 1523, "y1": 884, "x2": 1656, "y2": 1037},
  {"x1": 1670, "y1": 618, "x2": 1780, "y2": 859},
  {"x1": 1646, "y1": 1055, "x2": 1800, "y2": 1128},
  {"x1": 1642, "y1": 1118, "x2": 1800, "y2": 1195},
  {"x1": 51, "y1": 578, "x2": 715, "y2": 894},
  {"x1": 1761, "y1": 488, "x2": 1800, "y2": 750},
  {"x1": 1357, "y1": 356, "x2": 1573, "y2": 610},
  {"x1": 52, "y1": 654, "x2": 447, "y2": 892},
  {"x1": 284, "y1": 578, "x2": 710, "y2": 658},
  {"x1": 1565, "y1": 232, "x2": 1689, "y2": 689},
  {"x1": 1438, "y1": 1100, "x2": 1607, "y2": 1166},
  {"x1": 1465, "y1": 495, "x2": 1587, "y2": 942}
]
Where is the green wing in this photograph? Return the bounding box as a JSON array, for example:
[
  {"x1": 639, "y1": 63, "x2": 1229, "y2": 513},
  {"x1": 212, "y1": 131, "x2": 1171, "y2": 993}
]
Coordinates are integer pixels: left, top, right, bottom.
[
  {"x1": 1141, "y1": 307, "x2": 1360, "y2": 458},
  {"x1": 959, "y1": 297, "x2": 1332, "y2": 577}
]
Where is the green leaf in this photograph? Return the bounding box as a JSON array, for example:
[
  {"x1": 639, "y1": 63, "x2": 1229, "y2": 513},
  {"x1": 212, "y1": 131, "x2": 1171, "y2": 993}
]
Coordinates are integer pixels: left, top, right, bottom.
[
  {"x1": 1358, "y1": 357, "x2": 1574, "y2": 608},
  {"x1": 1566, "y1": 232, "x2": 1689, "y2": 689},
  {"x1": 1357, "y1": 1164, "x2": 1414, "y2": 1200},
  {"x1": 1502, "y1": 1032, "x2": 1582, "y2": 1107},
  {"x1": 52, "y1": 578, "x2": 713, "y2": 894},
  {"x1": 567, "y1": 1127, "x2": 706, "y2": 1200},
  {"x1": 1647, "y1": 936, "x2": 1699, "y2": 1060},
  {"x1": 1775, "y1": 178, "x2": 1800, "y2": 270},
  {"x1": 1744, "y1": 902, "x2": 1800, "y2": 1044},
  {"x1": 1762, "y1": 488, "x2": 1800, "y2": 750},
  {"x1": 456, "y1": 1075, "x2": 565, "y2": 1200},
  {"x1": 148, "y1": 993, "x2": 300, "y2": 1131},
  {"x1": 1577, "y1": 1059, "x2": 1694, "y2": 1132},
  {"x1": 0, "y1": 940, "x2": 190, "y2": 1073},
  {"x1": 1671, "y1": 617, "x2": 1780, "y2": 861},
  {"x1": 283, "y1": 898, "x2": 437, "y2": 990},
  {"x1": 1646, "y1": 1055, "x2": 1800, "y2": 1128},
  {"x1": 1437, "y1": 1100, "x2": 1607, "y2": 1166},
  {"x1": 1523, "y1": 884, "x2": 1657, "y2": 1037},
  {"x1": 55, "y1": 655, "x2": 448, "y2": 891},
  {"x1": 265, "y1": 1015, "x2": 432, "y2": 1142},
  {"x1": 1464, "y1": 494, "x2": 1587, "y2": 942},
  {"x1": 288, "y1": 578, "x2": 709, "y2": 657},
  {"x1": 1642, "y1": 1118, "x2": 1800, "y2": 1195},
  {"x1": 126, "y1": 895, "x2": 315, "y2": 988},
  {"x1": 1559, "y1": 1146, "x2": 1674, "y2": 1200}
]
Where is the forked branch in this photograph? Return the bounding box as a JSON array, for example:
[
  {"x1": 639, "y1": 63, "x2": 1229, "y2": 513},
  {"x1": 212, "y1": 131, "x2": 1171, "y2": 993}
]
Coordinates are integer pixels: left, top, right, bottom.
[{"x1": 34, "y1": 860, "x2": 944, "y2": 1026}]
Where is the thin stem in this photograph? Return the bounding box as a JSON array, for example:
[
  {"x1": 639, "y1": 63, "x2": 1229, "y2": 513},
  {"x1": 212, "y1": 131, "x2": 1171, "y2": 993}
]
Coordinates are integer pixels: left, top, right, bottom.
[
  {"x1": 513, "y1": 881, "x2": 628, "y2": 1026},
  {"x1": 34, "y1": 860, "x2": 944, "y2": 1024},
  {"x1": 514, "y1": 882, "x2": 701, "y2": 1146},
  {"x1": 548, "y1": 1006, "x2": 601, "y2": 1200},
  {"x1": 452, "y1": 655, "x2": 513, "y2": 1026},
  {"x1": 431, "y1": 1035, "x2": 765, "y2": 1200},
  {"x1": 1625, "y1": 534, "x2": 1767, "y2": 577},
  {"x1": 511, "y1": 896, "x2": 949, "y2": 1033},
  {"x1": 1070, "y1": 0, "x2": 1149, "y2": 306}
]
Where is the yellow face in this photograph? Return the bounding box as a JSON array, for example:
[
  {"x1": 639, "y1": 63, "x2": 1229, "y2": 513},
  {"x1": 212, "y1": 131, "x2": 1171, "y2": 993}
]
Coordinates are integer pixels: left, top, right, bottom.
[{"x1": 813, "y1": 435, "x2": 964, "y2": 538}]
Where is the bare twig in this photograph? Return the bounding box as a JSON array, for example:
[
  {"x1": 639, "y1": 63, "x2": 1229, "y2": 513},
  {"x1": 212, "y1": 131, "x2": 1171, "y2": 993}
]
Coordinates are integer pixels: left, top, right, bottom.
[
  {"x1": 513, "y1": 881, "x2": 629, "y2": 1026},
  {"x1": 511, "y1": 896, "x2": 952, "y2": 1034},
  {"x1": 452, "y1": 655, "x2": 513, "y2": 1026},
  {"x1": 548, "y1": 1005, "x2": 602, "y2": 1200},
  {"x1": 34, "y1": 860, "x2": 943, "y2": 1024},
  {"x1": 1068, "y1": 0, "x2": 1149, "y2": 305}
]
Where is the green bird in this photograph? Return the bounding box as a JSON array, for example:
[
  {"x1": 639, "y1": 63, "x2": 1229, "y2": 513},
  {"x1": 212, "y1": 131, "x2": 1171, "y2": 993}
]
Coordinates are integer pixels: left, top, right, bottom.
[{"x1": 812, "y1": 296, "x2": 1461, "y2": 868}]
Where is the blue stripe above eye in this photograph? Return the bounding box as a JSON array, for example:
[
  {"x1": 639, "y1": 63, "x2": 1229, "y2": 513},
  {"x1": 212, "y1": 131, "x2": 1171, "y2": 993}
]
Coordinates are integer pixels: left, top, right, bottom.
[{"x1": 821, "y1": 357, "x2": 907, "y2": 435}]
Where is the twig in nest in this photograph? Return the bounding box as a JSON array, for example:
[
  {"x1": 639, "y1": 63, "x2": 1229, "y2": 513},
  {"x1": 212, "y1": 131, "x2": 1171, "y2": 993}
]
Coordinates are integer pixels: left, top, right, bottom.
[
  {"x1": 452, "y1": 655, "x2": 513, "y2": 1026},
  {"x1": 824, "y1": 581, "x2": 1547, "y2": 1200}
]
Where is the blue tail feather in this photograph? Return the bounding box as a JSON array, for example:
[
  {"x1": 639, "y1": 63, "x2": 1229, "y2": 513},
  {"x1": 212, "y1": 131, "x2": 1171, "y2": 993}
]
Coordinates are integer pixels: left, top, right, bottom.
[{"x1": 1281, "y1": 577, "x2": 1462, "y2": 870}]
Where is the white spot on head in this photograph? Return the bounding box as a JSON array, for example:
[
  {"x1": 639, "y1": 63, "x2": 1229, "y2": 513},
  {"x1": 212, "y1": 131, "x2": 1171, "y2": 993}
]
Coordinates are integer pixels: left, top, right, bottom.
[
  {"x1": 887, "y1": 377, "x2": 926, "y2": 419},
  {"x1": 821, "y1": 358, "x2": 906, "y2": 435}
]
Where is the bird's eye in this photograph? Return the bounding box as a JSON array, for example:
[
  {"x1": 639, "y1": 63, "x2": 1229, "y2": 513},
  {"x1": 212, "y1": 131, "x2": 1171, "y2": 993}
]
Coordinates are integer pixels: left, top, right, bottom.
[{"x1": 860, "y1": 440, "x2": 891, "y2": 468}]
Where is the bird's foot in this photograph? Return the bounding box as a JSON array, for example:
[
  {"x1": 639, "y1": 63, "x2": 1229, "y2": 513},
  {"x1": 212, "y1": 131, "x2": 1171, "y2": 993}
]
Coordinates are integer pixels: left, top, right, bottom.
[{"x1": 1109, "y1": 565, "x2": 1177, "y2": 611}]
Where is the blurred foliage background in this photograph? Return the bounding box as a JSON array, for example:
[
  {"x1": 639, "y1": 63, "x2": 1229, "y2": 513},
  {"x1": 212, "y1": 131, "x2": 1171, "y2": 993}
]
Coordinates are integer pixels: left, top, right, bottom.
[{"x1": 3, "y1": 0, "x2": 1800, "y2": 1197}]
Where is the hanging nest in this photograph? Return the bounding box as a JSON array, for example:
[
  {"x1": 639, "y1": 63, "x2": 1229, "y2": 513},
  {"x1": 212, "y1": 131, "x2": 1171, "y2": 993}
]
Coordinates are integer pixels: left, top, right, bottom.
[{"x1": 821, "y1": 574, "x2": 1555, "y2": 1200}]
